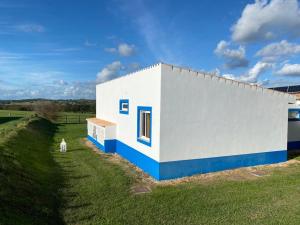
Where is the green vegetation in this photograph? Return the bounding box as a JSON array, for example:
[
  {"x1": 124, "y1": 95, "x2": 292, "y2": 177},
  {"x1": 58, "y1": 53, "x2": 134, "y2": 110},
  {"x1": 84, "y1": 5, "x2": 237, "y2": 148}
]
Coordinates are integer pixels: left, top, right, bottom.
[
  {"x1": 0, "y1": 110, "x2": 33, "y2": 117},
  {"x1": 1, "y1": 110, "x2": 300, "y2": 224},
  {"x1": 0, "y1": 117, "x2": 63, "y2": 225},
  {"x1": 0, "y1": 99, "x2": 95, "y2": 113},
  {"x1": 52, "y1": 123, "x2": 300, "y2": 225},
  {"x1": 0, "y1": 111, "x2": 34, "y2": 143},
  {"x1": 56, "y1": 112, "x2": 95, "y2": 124}
]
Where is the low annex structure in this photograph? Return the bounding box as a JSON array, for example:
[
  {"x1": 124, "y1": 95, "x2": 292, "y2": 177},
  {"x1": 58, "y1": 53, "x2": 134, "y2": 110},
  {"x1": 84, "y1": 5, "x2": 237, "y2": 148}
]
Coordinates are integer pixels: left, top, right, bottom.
[
  {"x1": 87, "y1": 63, "x2": 295, "y2": 180},
  {"x1": 269, "y1": 85, "x2": 300, "y2": 150}
]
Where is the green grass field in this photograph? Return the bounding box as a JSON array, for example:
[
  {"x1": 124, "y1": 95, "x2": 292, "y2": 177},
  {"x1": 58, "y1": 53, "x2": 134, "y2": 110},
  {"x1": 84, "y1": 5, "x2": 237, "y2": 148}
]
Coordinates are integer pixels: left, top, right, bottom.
[
  {"x1": 1, "y1": 110, "x2": 300, "y2": 224},
  {"x1": 0, "y1": 110, "x2": 34, "y2": 143}
]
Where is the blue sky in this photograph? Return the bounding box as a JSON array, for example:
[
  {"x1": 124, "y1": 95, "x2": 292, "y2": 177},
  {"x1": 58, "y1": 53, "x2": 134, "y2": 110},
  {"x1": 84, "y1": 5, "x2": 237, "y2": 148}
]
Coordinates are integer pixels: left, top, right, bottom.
[{"x1": 1, "y1": 0, "x2": 300, "y2": 99}]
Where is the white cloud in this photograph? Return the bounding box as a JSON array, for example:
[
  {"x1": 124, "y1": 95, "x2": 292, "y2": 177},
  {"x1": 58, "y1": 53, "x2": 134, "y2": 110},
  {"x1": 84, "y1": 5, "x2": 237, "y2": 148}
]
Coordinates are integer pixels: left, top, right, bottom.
[
  {"x1": 231, "y1": 0, "x2": 300, "y2": 43},
  {"x1": 96, "y1": 61, "x2": 123, "y2": 83},
  {"x1": 114, "y1": 0, "x2": 178, "y2": 62},
  {"x1": 53, "y1": 48, "x2": 81, "y2": 52},
  {"x1": 256, "y1": 40, "x2": 300, "y2": 61},
  {"x1": 118, "y1": 43, "x2": 135, "y2": 56},
  {"x1": 104, "y1": 43, "x2": 135, "y2": 57},
  {"x1": 222, "y1": 73, "x2": 236, "y2": 80},
  {"x1": 0, "y1": 81, "x2": 96, "y2": 100},
  {"x1": 104, "y1": 47, "x2": 117, "y2": 53},
  {"x1": 128, "y1": 62, "x2": 140, "y2": 71},
  {"x1": 277, "y1": 64, "x2": 300, "y2": 76},
  {"x1": 222, "y1": 61, "x2": 272, "y2": 83},
  {"x1": 62, "y1": 81, "x2": 95, "y2": 99},
  {"x1": 241, "y1": 61, "x2": 272, "y2": 82},
  {"x1": 15, "y1": 24, "x2": 45, "y2": 33},
  {"x1": 84, "y1": 40, "x2": 97, "y2": 47},
  {"x1": 53, "y1": 79, "x2": 68, "y2": 86},
  {"x1": 214, "y1": 40, "x2": 249, "y2": 69},
  {"x1": 0, "y1": 51, "x2": 24, "y2": 61},
  {"x1": 256, "y1": 79, "x2": 270, "y2": 86}
]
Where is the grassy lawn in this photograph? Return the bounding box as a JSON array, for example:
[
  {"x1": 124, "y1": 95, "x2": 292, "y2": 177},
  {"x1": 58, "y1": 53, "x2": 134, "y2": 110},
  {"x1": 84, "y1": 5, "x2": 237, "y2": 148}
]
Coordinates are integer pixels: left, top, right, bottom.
[
  {"x1": 0, "y1": 110, "x2": 33, "y2": 143},
  {"x1": 0, "y1": 110, "x2": 34, "y2": 117},
  {"x1": 53, "y1": 122, "x2": 300, "y2": 225},
  {"x1": 1, "y1": 112, "x2": 300, "y2": 224}
]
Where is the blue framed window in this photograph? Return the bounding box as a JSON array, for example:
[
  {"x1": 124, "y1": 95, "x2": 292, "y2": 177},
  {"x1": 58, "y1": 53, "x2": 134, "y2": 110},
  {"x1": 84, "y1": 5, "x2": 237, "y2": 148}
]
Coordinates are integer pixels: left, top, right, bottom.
[
  {"x1": 119, "y1": 99, "x2": 129, "y2": 114},
  {"x1": 137, "y1": 106, "x2": 152, "y2": 146},
  {"x1": 289, "y1": 108, "x2": 300, "y2": 121}
]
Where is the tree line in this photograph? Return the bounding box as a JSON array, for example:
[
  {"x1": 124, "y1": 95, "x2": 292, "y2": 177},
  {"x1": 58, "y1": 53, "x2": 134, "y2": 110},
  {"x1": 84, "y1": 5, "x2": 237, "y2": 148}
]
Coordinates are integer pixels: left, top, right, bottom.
[{"x1": 0, "y1": 99, "x2": 96, "y2": 113}]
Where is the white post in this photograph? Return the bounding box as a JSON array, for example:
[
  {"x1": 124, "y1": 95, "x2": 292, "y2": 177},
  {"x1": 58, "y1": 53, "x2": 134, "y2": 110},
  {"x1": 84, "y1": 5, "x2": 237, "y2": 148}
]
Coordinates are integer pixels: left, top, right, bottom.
[{"x1": 60, "y1": 139, "x2": 67, "y2": 152}]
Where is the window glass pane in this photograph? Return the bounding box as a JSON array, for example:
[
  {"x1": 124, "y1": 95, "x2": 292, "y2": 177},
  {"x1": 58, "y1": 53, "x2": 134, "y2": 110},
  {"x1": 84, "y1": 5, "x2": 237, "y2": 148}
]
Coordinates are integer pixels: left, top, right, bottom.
[
  {"x1": 141, "y1": 111, "x2": 145, "y2": 136},
  {"x1": 289, "y1": 111, "x2": 299, "y2": 119},
  {"x1": 122, "y1": 103, "x2": 128, "y2": 110},
  {"x1": 145, "y1": 113, "x2": 150, "y2": 138}
]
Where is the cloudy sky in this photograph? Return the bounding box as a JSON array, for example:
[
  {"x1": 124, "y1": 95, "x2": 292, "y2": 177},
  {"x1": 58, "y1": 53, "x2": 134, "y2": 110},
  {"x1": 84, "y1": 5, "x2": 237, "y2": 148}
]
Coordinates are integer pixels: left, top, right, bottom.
[{"x1": 1, "y1": 0, "x2": 300, "y2": 99}]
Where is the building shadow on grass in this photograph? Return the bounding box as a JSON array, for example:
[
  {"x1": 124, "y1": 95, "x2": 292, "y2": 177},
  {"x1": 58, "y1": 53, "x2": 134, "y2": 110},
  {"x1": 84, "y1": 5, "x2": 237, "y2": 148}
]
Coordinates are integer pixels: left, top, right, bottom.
[
  {"x1": 65, "y1": 203, "x2": 92, "y2": 210},
  {"x1": 288, "y1": 149, "x2": 300, "y2": 160},
  {"x1": 0, "y1": 117, "x2": 66, "y2": 225},
  {"x1": 0, "y1": 117, "x2": 22, "y2": 124}
]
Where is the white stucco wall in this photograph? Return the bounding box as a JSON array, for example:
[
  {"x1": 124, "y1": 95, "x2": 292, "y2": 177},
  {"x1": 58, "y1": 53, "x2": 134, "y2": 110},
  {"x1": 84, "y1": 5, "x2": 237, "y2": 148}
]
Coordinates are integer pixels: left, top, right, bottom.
[
  {"x1": 96, "y1": 64, "x2": 162, "y2": 161},
  {"x1": 159, "y1": 64, "x2": 293, "y2": 162},
  {"x1": 87, "y1": 122, "x2": 105, "y2": 145}
]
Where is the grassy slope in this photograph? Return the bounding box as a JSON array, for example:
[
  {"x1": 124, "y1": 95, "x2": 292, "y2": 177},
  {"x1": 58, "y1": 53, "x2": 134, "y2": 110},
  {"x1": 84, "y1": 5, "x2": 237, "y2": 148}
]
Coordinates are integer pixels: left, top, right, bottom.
[
  {"x1": 54, "y1": 123, "x2": 300, "y2": 225},
  {"x1": 0, "y1": 117, "x2": 64, "y2": 225},
  {"x1": 0, "y1": 111, "x2": 34, "y2": 143}
]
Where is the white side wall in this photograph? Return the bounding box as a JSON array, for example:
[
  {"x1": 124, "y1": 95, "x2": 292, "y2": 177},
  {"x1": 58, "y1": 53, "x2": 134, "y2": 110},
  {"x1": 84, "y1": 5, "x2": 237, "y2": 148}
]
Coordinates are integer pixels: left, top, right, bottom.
[
  {"x1": 96, "y1": 64, "x2": 162, "y2": 161},
  {"x1": 160, "y1": 64, "x2": 291, "y2": 162},
  {"x1": 87, "y1": 122, "x2": 105, "y2": 145}
]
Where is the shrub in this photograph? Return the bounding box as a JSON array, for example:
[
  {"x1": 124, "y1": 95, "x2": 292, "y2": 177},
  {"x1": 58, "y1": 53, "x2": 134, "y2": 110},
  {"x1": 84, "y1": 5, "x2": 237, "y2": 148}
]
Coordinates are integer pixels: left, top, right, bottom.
[{"x1": 34, "y1": 101, "x2": 60, "y2": 121}]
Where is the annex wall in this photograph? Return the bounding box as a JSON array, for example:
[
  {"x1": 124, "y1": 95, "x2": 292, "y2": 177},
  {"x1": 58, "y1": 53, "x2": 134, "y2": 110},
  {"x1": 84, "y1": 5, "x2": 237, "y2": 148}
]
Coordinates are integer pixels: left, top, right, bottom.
[
  {"x1": 287, "y1": 107, "x2": 300, "y2": 150},
  {"x1": 96, "y1": 64, "x2": 162, "y2": 163},
  {"x1": 160, "y1": 64, "x2": 292, "y2": 163}
]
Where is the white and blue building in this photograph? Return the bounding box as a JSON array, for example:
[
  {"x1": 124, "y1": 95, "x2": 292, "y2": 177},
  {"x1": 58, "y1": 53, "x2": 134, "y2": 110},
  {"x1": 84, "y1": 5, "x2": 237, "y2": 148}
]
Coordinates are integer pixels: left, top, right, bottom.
[{"x1": 87, "y1": 63, "x2": 295, "y2": 180}]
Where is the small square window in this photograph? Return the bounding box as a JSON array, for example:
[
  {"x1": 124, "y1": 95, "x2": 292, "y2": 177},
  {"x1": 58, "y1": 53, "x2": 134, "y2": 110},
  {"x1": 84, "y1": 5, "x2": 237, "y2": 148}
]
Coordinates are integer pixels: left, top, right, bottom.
[
  {"x1": 119, "y1": 99, "x2": 129, "y2": 114},
  {"x1": 289, "y1": 109, "x2": 300, "y2": 121},
  {"x1": 137, "y1": 106, "x2": 152, "y2": 146}
]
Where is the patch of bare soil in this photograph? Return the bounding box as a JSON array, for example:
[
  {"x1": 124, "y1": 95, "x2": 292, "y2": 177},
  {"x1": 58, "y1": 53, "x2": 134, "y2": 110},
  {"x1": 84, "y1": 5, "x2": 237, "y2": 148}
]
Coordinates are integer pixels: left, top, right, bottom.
[{"x1": 84, "y1": 138, "x2": 300, "y2": 189}]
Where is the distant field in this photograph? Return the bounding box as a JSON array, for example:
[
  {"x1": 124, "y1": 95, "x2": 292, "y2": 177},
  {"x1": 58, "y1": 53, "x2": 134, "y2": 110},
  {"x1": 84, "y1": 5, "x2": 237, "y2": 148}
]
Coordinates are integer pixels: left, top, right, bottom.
[
  {"x1": 0, "y1": 110, "x2": 95, "y2": 124},
  {"x1": 0, "y1": 110, "x2": 33, "y2": 117}
]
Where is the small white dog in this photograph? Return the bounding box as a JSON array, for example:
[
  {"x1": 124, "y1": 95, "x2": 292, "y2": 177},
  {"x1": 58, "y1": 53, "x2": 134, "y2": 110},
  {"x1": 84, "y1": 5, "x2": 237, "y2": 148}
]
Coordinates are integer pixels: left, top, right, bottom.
[{"x1": 60, "y1": 138, "x2": 67, "y2": 152}]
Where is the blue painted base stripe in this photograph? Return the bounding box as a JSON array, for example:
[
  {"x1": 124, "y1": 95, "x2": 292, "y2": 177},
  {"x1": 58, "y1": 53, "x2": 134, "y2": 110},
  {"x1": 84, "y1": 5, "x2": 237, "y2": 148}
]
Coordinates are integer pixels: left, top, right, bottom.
[
  {"x1": 87, "y1": 135, "x2": 116, "y2": 153},
  {"x1": 87, "y1": 136, "x2": 286, "y2": 181},
  {"x1": 115, "y1": 140, "x2": 160, "y2": 179},
  {"x1": 87, "y1": 135, "x2": 105, "y2": 152},
  {"x1": 288, "y1": 141, "x2": 300, "y2": 150},
  {"x1": 104, "y1": 139, "x2": 116, "y2": 153},
  {"x1": 159, "y1": 150, "x2": 287, "y2": 180}
]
